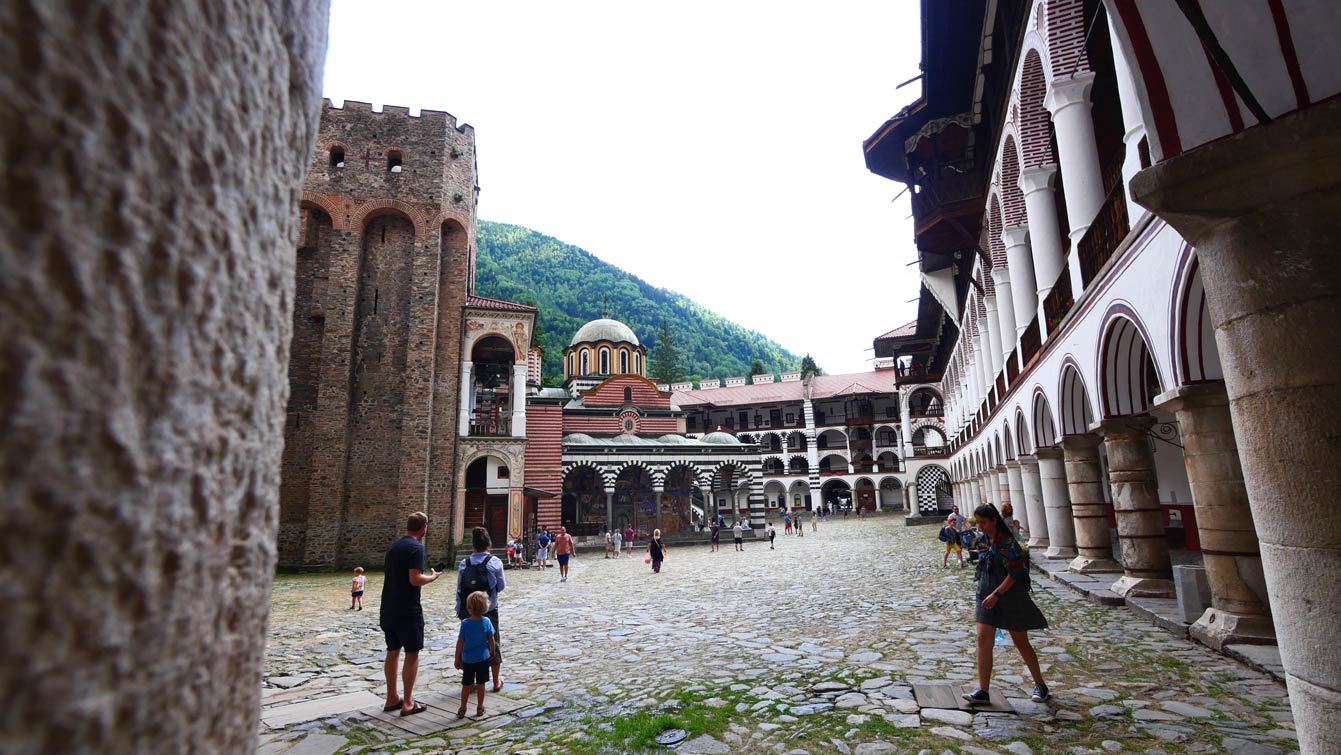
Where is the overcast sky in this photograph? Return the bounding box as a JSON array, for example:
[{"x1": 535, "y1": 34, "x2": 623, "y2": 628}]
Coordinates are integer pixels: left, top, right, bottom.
[{"x1": 322, "y1": 0, "x2": 923, "y2": 375}]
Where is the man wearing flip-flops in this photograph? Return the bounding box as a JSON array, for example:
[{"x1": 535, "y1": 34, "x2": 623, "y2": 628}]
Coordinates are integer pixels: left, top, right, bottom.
[{"x1": 379, "y1": 511, "x2": 444, "y2": 717}]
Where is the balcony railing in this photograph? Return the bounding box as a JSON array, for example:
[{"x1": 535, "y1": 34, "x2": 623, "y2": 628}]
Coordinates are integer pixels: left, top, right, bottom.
[
  {"x1": 1043, "y1": 269, "x2": 1074, "y2": 334},
  {"x1": 1020, "y1": 316, "x2": 1042, "y2": 365},
  {"x1": 908, "y1": 408, "x2": 944, "y2": 418},
  {"x1": 1078, "y1": 184, "x2": 1130, "y2": 287},
  {"x1": 470, "y1": 418, "x2": 512, "y2": 437},
  {"x1": 912, "y1": 445, "x2": 948, "y2": 457}
]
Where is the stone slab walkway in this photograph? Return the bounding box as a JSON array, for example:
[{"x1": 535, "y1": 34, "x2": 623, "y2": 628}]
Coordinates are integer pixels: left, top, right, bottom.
[{"x1": 260, "y1": 516, "x2": 1299, "y2": 754}]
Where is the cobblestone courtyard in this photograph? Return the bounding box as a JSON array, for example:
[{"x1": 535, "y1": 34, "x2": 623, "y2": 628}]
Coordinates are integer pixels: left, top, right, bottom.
[{"x1": 260, "y1": 517, "x2": 1297, "y2": 755}]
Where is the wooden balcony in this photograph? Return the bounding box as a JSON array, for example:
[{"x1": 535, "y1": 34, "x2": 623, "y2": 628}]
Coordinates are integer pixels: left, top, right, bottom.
[
  {"x1": 1020, "y1": 317, "x2": 1042, "y2": 366},
  {"x1": 470, "y1": 418, "x2": 512, "y2": 437},
  {"x1": 1078, "y1": 184, "x2": 1130, "y2": 287},
  {"x1": 1043, "y1": 269, "x2": 1074, "y2": 334}
]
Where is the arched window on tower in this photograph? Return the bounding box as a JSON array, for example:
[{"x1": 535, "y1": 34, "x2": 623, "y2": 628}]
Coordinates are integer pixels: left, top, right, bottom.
[
  {"x1": 329, "y1": 145, "x2": 344, "y2": 168},
  {"x1": 386, "y1": 149, "x2": 403, "y2": 173},
  {"x1": 624, "y1": 386, "x2": 633, "y2": 403},
  {"x1": 580, "y1": 351, "x2": 590, "y2": 375},
  {"x1": 599, "y1": 347, "x2": 610, "y2": 375},
  {"x1": 619, "y1": 349, "x2": 629, "y2": 374},
  {"x1": 567, "y1": 353, "x2": 575, "y2": 377},
  {"x1": 634, "y1": 352, "x2": 641, "y2": 375}
]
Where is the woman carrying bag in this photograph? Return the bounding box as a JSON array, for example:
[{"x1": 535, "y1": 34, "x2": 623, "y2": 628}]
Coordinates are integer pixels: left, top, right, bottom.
[
  {"x1": 646, "y1": 528, "x2": 667, "y2": 573},
  {"x1": 962, "y1": 504, "x2": 1051, "y2": 705}
]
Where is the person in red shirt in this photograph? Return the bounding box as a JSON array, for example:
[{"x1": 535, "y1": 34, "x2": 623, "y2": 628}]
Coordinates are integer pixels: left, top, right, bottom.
[{"x1": 553, "y1": 526, "x2": 576, "y2": 582}]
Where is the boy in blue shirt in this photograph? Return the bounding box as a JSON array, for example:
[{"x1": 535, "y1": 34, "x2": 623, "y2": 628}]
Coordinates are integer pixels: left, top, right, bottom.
[{"x1": 454, "y1": 591, "x2": 496, "y2": 718}]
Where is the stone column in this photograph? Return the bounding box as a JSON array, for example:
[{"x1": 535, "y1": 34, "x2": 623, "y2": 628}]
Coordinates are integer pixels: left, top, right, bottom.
[
  {"x1": 652, "y1": 484, "x2": 665, "y2": 531},
  {"x1": 1018, "y1": 456, "x2": 1049, "y2": 550},
  {"x1": 0, "y1": 3, "x2": 328, "y2": 750},
  {"x1": 1060, "y1": 434, "x2": 1121, "y2": 572},
  {"x1": 1018, "y1": 165, "x2": 1067, "y2": 301},
  {"x1": 969, "y1": 478, "x2": 982, "y2": 509},
  {"x1": 1133, "y1": 100, "x2": 1341, "y2": 754},
  {"x1": 984, "y1": 295, "x2": 1005, "y2": 377},
  {"x1": 1005, "y1": 461, "x2": 1028, "y2": 535},
  {"x1": 1001, "y1": 227, "x2": 1037, "y2": 340},
  {"x1": 984, "y1": 471, "x2": 1000, "y2": 509},
  {"x1": 511, "y1": 363, "x2": 528, "y2": 437},
  {"x1": 1095, "y1": 416, "x2": 1174, "y2": 598},
  {"x1": 606, "y1": 490, "x2": 616, "y2": 534},
  {"x1": 1035, "y1": 448, "x2": 1077, "y2": 558},
  {"x1": 995, "y1": 465, "x2": 1012, "y2": 514},
  {"x1": 458, "y1": 361, "x2": 474, "y2": 437},
  {"x1": 901, "y1": 402, "x2": 914, "y2": 458},
  {"x1": 1154, "y1": 383, "x2": 1274, "y2": 649},
  {"x1": 976, "y1": 314, "x2": 992, "y2": 392},
  {"x1": 991, "y1": 267, "x2": 1018, "y2": 359}
]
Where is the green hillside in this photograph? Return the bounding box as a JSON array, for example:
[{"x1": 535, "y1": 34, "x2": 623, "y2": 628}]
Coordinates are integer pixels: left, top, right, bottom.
[{"x1": 475, "y1": 221, "x2": 813, "y2": 387}]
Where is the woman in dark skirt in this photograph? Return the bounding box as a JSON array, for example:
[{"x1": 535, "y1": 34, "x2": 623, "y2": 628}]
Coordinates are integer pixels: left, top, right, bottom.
[{"x1": 963, "y1": 504, "x2": 1051, "y2": 705}]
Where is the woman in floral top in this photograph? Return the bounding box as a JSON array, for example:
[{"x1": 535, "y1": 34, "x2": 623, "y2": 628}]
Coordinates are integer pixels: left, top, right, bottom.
[{"x1": 963, "y1": 504, "x2": 1051, "y2": 706}]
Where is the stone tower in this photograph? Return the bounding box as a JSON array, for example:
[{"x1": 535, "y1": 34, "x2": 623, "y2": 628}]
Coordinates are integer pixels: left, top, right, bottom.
[{"x1": 280, "y1": 100, "x2": 478, "y2": 569}]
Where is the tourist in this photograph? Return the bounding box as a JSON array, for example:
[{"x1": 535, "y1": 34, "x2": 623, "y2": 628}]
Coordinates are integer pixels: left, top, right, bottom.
[
  {"x1": 624, "y1": 525, "x2": 635, "y2": 557},
  {"x1": 767, "y1": 523, "x2": 777, "y2": 549},
  {"x1": 709, "y1": 517, "x2": 721, "y2": 552},
  {"x1": 612, "y1": 526, "x2": 623, "y2": 558},
  {"x1": 796, "y1": 513, "x2": 804, "y2": 538},
  {"x1": 505, "y1": 538, "x2": 517, "y2": 567},
  {"x1": 350, "y1": 566, "x2": 366, "y2": 611},
  {"x1": 783, "y1": 513, "x2": 792, "y2": 535},
  {"x1": 553, "y1": 526, "x2": 576, "y2": 582},
  {"x1": 940, "y1": 515, "x2": 964, "y2": 568},
  {"x1": 1001, "y1": 502, "x2": 1021, "y2": 537},
  {"x1": 646, "y1": 528, "x2": 667, "y2": 573},
  {"x1": 453, "y1": 590, "x2": 496, "y2": 719},
  {"x1": 456, "y1": 526, "x2": 507, "y2": 692},
  {"x1": 811, "y1": 509, "x2": 818, "y2": 533},
  {"x1": 604, "y1": 528, "x2": 614, "y2": 559},
  {"x1": 535, "y1": 529, "x2": 550, "y2": 570},
  {"x1": 733, "y1": 520, "x2": 744, "y2": 551},
  {"x1": 962, "y1": 504, "x2": 1050, "y2": 706},
  {"x1": 379, "y1": 511, "x2": 442, "y2": 718},
  {"x1": 948, "y1": 505, "x2": 967, "y2": 531}
]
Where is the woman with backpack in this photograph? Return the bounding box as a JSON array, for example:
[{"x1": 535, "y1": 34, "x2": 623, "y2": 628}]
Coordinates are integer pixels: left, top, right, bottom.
[
  {"x1": 939, "y1": 515, "x2": 964, "y2": 567},
  {"x1": 646, "y1": 528, "x2": 667, "y2": 573},
  {"x1": 962, "y1": 504, "x2": 1050, "y2": 706},
  {"x1": 456, "y1": 527, "x2": 506, "y2": 692}
]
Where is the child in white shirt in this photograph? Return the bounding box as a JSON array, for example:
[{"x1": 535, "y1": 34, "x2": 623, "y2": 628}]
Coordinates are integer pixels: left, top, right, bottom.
[{"x1": 350, "y1": 567, "x2": 366, "y2": 610}]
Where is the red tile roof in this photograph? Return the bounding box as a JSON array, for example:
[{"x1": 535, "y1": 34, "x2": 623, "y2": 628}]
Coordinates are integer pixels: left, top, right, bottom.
[
  {"x1": 671, "y1": 370, "x2": 900, "y2": 408},
  {"x1": 465, "y1": 295, "x2": 537, "y2": 312},
  {"x1": 875, "y1": 320, "x2": 918, "y2": 340}
]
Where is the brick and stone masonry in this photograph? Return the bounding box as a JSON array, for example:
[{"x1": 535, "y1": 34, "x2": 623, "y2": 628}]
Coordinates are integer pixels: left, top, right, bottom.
[{"x1": 280, "y1": 100, "x2": 478, "y2": 570}]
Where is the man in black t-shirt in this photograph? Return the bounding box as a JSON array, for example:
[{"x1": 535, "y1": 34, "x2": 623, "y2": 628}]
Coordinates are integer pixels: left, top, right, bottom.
[{"x1": 379, "y1": 511, "x2": 442, "y2": 718}]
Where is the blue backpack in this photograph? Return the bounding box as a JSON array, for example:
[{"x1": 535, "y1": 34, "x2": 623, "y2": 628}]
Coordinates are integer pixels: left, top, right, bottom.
[{"x1": 938, "y1": 526, "x2": 954, "y2": 543}]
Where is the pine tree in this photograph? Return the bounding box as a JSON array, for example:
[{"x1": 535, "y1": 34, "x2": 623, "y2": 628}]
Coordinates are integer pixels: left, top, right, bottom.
[
  {"x1": 648, "y1": 322, "x2": 685, "y2": 384},
  {"x1": 747, "y1": 359, "x2": 765, "y2": 383},
  {"x1": 800, "y1": 353, "x2": 822, "y2": 377}
]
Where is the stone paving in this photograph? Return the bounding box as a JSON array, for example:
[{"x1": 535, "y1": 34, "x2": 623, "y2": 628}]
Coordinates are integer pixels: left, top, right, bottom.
[{"x1": 259, "y1": 516, "x2": 1298, "y2": 755}]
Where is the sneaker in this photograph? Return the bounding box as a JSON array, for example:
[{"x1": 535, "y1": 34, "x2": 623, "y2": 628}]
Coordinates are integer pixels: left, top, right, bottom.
[
  {"x1": 1031, "y1": 684, "x2": 1050, "y2": 703},
  {"x1": 962, "y1": 688, "x2": 990, "y2": 704},
  {"x1": 560, "y1": 577, "x2": 567, "y2": 583}
]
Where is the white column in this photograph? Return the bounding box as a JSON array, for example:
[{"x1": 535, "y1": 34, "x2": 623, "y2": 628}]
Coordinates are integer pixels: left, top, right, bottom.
[
  {"x1": 511, "y1": 363, "x2": 528, "y2": 438},
  {"x1": 1001, "y1": 226, "x2": 1037, "y2": 339},
  {"x1": 458, "y1": 361, "x2": 474, "y2": 437},
  {"x1": 1005, "y1": 461, "x2": 1028, "y2": 535},
  {"x1": 991, "y1": 267, "x2": 1018, "y2": 360},
  {"x1": 1036, "y1": 447, "x2": 1079, "y2": 559},
  {"x1": 1045, "y1": 72, "x2": 1105, "y2": 242},
  {"x1": 983, "y1": 296, "x2": 1004, "y2": 378},
  {"x1": 1109, "y1": 19, "x2": 1147, "y2": 214},
  {"x1": 1018, "y1": 165, "x2": 1067, "y2": 300},
  {"x1": 976, "y1": 313, "x2": 993, "y2": 391},
  {"x1": 901, "y1": 401, "x2": 914, "y2": 458}
]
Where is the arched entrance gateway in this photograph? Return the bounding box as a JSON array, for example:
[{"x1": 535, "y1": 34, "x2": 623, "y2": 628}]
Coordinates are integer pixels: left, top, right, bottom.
[
  {"x1": 615, "y1": 465, "x2": 656, "y2": 536},
  {"x1": 562, "y1": 466, "x2": 605, "y2": 535},
  {"x1": 465, "y1": 456, "x2": 511, "y2": 549},
  {"x1": 660, "y1": 465, "x2": 700, "y2": 534},
  {"x1": 821, "y1": 479, "x2": 851, "y2": 512},
  {"x1": 879, "y1": 477, "x2": 903, "y2": 510},
  {"x1": 468, "y1": 335, "x2": 517, "y2": 436},
  {"x1": 914, "y1": 465, "x2": 952, "y2": 516}
]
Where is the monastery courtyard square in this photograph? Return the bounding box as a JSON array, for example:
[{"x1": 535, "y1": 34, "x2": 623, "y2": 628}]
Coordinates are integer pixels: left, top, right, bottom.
[{"x1": 259, "y1": 518, "x2": 1296, "y2": 755}]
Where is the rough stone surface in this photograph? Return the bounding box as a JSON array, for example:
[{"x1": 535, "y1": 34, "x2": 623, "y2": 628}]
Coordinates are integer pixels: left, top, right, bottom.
[{"x1": 0, "y1": 1, "x2": 328, "y2": 751}]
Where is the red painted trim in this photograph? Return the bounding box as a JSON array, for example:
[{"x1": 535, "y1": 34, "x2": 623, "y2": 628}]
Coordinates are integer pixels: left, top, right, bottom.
[
  {"x1": 1267, "y1": 0, "x2": 1310, "y2": 109},
  {"x1": 1113, "y1": 0, "x2": 1183, "y2": 158}
]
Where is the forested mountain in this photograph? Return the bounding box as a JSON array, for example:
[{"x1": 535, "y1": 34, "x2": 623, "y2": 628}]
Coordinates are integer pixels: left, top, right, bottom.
[{"x1": 475, "y1": 221, "x2": 813, "y2": 387}]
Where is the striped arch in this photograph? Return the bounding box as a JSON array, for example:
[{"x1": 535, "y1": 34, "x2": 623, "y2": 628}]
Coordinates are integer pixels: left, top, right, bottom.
[
  {"x1": 1045, "y1": 0, "x2": 1091, "y2": 78},
  {"x1": 616, "y1": 460, "x2": 658, "y2": 487},
  {"x1": 993, "y1": 433, "x2": 1003, "y2": 467},
  {"x1": 737, "y1": 433, "x2": 757, "y2": 444},
  {"x1": 352, "y1": 198, "x2": 427, "y2": 235},
  {"x1": 1098, "y1": 304, "x2": 1166, "y2": 418},
  {"x1": 1033, "y1": 388, "x2": 1059, "y2": 447},
  {"x1": 1015, "y1": 44, "x2": 1057, "y2": 170},
  {"x1": 711, "y1": 461, "x2": 752, "y2": 489},
  {"x1": 1170, "y1": 246, "x2": 1223, "y2": 385},
  {"x1": 301, "y1": 191, "x2": 345, "y2": 229},
  {"x1": 998, "y1": 134, "x2": 1028, "y2": 228},
  {"x1": 563, "y1": 461, "x2": 614, "y2": 492},
  {"x1": 1002, "y1": 421, "x2": 1015, "y2": 461},
  {"x1": 1058, "y1": 357, "x2": 1095, "y2": 435},
  {"x1": 1015, "y1": 408, "x2": 1033, "y2": 455},
  {"x1": 986, "y1": 189, "x2": 1007, "y2": 268}
]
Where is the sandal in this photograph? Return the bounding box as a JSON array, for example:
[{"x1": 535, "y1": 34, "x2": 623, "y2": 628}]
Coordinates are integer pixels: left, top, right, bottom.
[
  {"x1": 475, "y1": 705, "x2": 486, "y2": 717},
  {"x1": 382, "y1": 698, "x2": 402, "y2": 712},
  {"x1": 399, "y1": 701, "x2": 428, "y2": 717},
  {"x1": 456, "y1": 704, "x2": 467, "y2": 719}
]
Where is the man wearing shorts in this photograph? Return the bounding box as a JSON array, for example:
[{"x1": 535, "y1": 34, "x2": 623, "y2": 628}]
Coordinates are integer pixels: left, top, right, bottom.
[
  {"x1": 553, "y1": 526, "x2": 575, "y2": 582},
  {"x1": 624, "y1": 526, "x2": 635, "y2": 557},
  {"x1": 379, "y1": 512, "x2": 442, "y2": 717},
  {"x1": 732, "y1": 520, "x2": 744, "y2": 551},
  {"x1": 536, "y1": 529, "x2": 550, "y2": 569},
  {"x1": 612, "y1": 527, "x2": 623, "y2": 557}
]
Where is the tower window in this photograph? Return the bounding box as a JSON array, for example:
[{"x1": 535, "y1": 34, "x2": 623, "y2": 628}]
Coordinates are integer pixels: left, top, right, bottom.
[
  {"x1": 387, "y1": 150, "x2": 403, "y2": 172},
  {"x1": 619, "y1": 350, "x2": 629, "y2": 374},
  {"x1": 329, "y1": 146, "x2": 345, "y2": 168},
  {"x1": 599, "y1": 348, "x2": 610, "y2": 374},
  {"x1": 624, "y1": 387, "x2": 632, "y2": 403}
]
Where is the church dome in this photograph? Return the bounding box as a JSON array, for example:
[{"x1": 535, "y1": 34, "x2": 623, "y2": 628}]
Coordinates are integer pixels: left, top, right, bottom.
[
  {"x1": 569, "y1": 318, "x2": 639, "y2": 347},
  {"x1": 563, "y1": 433, "x2": 597, "y2": 444},
  {"x1": 701, "y1": 431, "x2": 742, "y2": 445}
]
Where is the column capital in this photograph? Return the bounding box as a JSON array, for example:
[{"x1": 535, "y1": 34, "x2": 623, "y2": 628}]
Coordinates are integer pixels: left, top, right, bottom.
[
  {"x1": 991, "y1": 266, "x2": 1013, "y2": 288},
  {"x1": 1152, "y1": 380, "x2": 1229, "y2": 413},
  {"x1": 983, "y1": 294, "x2": 998, "y2": 312},
  {"x1": 1044, "y1": 71, "x2": 1097, "y2": 116},
  {"x1": 1059, "y1": 433, "x2": 1102, "y2": 452},
  {"x1": 1034, "y1": 446, "x2": 1064, "y2": 461},
  {"x1": 1092, "y1": 414, "x2": 1156, "y2": 440},
  {"x1": 1018, "y1": 164, "x2": 1059, "y2": 195},
  {"x1": 1001, "y1": 225, "x2": 1030, "y2": 249},
  {"x1": 1004, "y1": 459, "x2": 1021, "y2": 469},
  {"x1": 1017, "y1": 454, "x2": 1040, "y2": 467},
  {"x1": 995, "y1": 464, "x2": 1009, "y2": 473}
]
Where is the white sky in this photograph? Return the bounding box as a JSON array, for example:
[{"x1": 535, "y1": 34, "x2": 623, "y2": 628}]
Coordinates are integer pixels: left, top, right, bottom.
[{"x1": 322, "y1": 0, "x2": 924, "y2": 375}]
